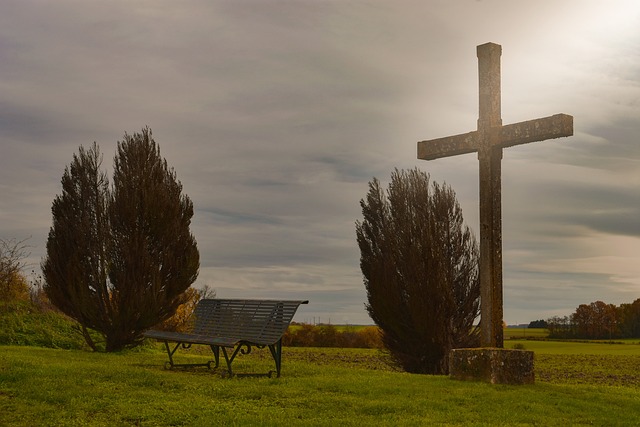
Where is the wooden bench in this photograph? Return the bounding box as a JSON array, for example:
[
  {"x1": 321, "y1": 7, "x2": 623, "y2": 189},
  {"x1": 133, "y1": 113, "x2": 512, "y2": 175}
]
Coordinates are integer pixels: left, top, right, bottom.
[{"x1": 144, "y1": 298, "x2": 308, "y2": 377}]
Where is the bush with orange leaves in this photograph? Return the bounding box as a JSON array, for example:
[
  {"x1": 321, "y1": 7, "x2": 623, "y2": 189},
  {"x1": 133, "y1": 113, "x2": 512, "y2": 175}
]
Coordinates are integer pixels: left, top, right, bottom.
[
  {"x1": 0, "y1": 238, "x2": 30, "y2": 303},
  {"x1": 155, "y1": 285, "x2": 215, "y2": 332}
]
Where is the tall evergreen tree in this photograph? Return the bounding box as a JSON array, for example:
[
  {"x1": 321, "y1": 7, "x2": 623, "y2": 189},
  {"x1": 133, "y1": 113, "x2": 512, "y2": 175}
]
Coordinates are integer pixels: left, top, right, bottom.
[
  {"x1": 43, "y1": 128, "x2": 199, "y2": 351},
  {"x1": 356, "y1": 168, "x2": 479, "y2": 374}
]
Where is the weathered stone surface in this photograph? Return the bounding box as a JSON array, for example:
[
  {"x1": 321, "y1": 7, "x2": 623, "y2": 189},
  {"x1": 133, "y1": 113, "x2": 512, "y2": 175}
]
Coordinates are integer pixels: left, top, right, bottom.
[
  {"x1": 417, "y1": 42, "x2": 574, "y2": 349},
  {"x1": 417, "y1": 113, "x2": 573, "y2": 163},
  {"x1": 499, "y1": 114, "x2": 573, "y2": 149},
  {"x1": 449, "y1": 348, "x2": 535, "y2": 385}
]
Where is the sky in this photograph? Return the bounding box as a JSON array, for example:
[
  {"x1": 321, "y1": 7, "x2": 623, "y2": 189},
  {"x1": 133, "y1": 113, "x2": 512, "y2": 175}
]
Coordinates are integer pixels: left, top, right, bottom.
[{"x1": 1, "y1": 1, "x2": 638, "y2": 325}]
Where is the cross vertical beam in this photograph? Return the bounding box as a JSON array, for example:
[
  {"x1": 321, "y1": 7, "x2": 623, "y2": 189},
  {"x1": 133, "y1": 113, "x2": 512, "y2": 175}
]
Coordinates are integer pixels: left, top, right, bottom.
[{"x1": 477, "y1": 43, "x2": 504, "y2": 347}]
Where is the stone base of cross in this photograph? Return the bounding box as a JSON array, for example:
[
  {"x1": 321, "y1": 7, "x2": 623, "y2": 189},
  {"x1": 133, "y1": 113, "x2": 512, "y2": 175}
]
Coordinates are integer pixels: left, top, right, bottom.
[{"x1": 418, "y1": 43, "x2": 573, "y2": 350}]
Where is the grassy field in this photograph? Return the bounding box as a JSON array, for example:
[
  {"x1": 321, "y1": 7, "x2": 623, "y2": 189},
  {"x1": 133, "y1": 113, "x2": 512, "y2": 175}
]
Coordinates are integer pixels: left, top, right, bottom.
[
  {"x1": 504, "y1": 327, "x2": 549, "y2": 339},
  {"x1": 1, "y1": 343, "x2": 640, "y2": 426},
  {"x1": 507, "y1": 338, "x2": 640, "y2": 355},
  {"x1": 506, "y1": 339, "x2": 640, "y2": 387}
]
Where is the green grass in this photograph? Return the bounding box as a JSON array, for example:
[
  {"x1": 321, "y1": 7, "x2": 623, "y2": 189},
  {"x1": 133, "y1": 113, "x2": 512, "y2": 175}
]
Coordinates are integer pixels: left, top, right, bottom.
[
  {"x1": 505, "y1": 339, "x2": 640, "y2": 387},
  {"x1": 0, "y1": 302, "x2": 86, "y2": 350},
  {"x1": 2, "y1": 345, "x2": 640, "y2": 426}
]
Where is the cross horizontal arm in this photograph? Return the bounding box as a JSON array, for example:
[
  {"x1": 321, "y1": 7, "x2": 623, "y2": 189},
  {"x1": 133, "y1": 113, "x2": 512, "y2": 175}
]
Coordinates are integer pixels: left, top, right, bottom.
[
  {"x1": 417, "y1": 131, "x2": 479, "y2": 160},
  {"x1": 498, "y1": 113, "x2": 573, "y2": 149}
]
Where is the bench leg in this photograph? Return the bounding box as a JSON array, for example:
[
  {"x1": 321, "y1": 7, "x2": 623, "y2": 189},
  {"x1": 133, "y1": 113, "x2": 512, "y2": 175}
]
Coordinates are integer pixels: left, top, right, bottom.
[
  {"x1": 220, "y1": 344, "x2": 251, "y2": 377},
  {"x1": 210, "y1": 345, "x2": 220, "y2": 369},
  {"x1": 161, "y1": 341, "x2": 215, "y2": 370},
  {"x1": 164, "y1": 341, "x2": 180, "y2": 369},
  {"x1": 220, "y1": 343, "x2": 280, "y2": 378},
  {"x1": 161, "y1": 341, "x2": 284, "y2": 378},
  {"x1": 268, "y1": 339, "x2": 283, "y2": 378}
]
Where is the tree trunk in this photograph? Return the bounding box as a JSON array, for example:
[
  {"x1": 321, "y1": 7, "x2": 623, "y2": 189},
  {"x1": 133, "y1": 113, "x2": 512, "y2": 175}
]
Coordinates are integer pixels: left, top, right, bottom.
[{"x1": 79, "y1": 324, "x2": 98, "y2": 352}]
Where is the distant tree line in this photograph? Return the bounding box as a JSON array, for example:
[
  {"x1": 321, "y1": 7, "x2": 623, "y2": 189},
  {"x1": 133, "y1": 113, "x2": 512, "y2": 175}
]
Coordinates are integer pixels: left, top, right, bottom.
[
  {"x1": 547, "y1": 299, "x2": 640, "y2": 339},
  {"x1": 527, "y1": 319, "x2": 548, "y2": 329}
]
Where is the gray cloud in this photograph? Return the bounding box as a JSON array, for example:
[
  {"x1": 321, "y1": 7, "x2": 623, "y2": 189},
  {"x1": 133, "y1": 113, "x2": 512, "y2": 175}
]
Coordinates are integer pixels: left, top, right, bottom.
[{"x1": 1, "y1": 1, "x2": 638, "y2": 325}]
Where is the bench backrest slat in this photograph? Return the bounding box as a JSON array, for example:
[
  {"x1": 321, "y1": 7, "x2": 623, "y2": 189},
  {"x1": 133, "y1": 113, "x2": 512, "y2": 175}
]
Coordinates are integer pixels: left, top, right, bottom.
[{"x1": 192, "y1": 299, "x2": 307, "y2": 345}]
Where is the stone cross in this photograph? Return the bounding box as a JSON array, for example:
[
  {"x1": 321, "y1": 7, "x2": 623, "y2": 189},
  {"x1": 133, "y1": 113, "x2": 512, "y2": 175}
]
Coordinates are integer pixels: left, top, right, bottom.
[{"x1": 417, "y1": 42, "x2": 573, "y2": 348}]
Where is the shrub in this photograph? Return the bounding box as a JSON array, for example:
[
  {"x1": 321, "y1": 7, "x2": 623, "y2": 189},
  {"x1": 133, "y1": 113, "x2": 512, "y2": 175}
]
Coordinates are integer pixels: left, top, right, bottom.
[
  {"x1": 154, "y1": 285, "x2": 215, "y2": 332},
  {"x1": 356, "y1": 168, "x2": 480, "y2": 374},
  {"x1": 283, "y1": 324, "x2": 383, "y2": 349},
  {"x1": 0, "y1": 238, "x2": 31, "y2": 303}
]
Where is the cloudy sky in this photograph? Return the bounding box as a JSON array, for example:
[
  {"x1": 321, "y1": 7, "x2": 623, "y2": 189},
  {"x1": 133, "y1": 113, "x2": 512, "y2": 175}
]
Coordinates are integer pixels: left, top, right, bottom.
[{"x1": 1, "y1": 1, "x2": 638, "y2": 325}]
